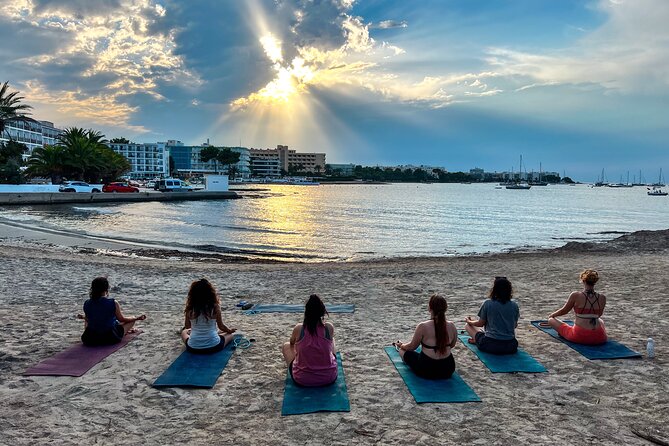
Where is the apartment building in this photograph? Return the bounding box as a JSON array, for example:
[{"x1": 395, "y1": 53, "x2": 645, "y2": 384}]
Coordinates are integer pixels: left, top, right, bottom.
[
  {"x1": 168, "y1": 144, "x2": 251, "y2": 179},
  {"x1": 0, "y1": 119, "x2": 62, "y2": 159},
  {"x1": 250, "y1": 145, "x2": 326, "y2": 174},
  {"x1": 107, "y1": 142, "x2": 170, "y2": 179}
]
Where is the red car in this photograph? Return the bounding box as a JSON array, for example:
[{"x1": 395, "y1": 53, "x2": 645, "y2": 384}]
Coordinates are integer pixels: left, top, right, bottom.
[{"x1": 103, "y1": 182, "x2": 140, "y2": 193}]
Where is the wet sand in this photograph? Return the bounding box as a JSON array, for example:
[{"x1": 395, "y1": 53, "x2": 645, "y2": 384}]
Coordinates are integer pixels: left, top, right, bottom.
[{"x1": 0, "y1": 225, "x2": 667, "y2": 445}]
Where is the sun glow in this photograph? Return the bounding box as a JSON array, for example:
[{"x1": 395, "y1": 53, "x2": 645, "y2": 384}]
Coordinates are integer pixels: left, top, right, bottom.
[{"x1": 232, "y1": 34, "x2": 316, "y2": 108}]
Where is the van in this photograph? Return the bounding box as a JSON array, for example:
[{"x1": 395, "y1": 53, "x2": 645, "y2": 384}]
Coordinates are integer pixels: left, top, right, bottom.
[{"x1": 154, "y1": 179, "x2": 192, "y2": 192}]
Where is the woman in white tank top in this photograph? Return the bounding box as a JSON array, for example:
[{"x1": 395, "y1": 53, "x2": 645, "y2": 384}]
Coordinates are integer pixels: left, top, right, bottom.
[{"x1": 180, "y1": 279, "x2": 237, "y2": 354}]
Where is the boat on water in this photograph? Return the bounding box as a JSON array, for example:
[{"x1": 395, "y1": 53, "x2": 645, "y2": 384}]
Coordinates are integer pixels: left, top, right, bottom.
[
  {"x1": 506, "y1": 182, "x2": 531, "y2": 190},
  {"x1": 647, "y1": 169, "x2": 667, "y2": 195},
  {"x1": 505, "y1": 155, "x2": 532, "y2": 189},
  {"x1": 647, "y1": 187, "x2": 668, "y2": 196}
]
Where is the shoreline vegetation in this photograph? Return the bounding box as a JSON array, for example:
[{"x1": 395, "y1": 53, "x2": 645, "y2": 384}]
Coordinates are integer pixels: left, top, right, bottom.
[{"x1": 0, "y1": 223, "x2": 667, "y2": 445}]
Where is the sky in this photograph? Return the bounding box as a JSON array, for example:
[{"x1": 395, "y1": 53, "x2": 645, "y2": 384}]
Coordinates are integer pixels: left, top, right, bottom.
[{"x1": 1, "y1": 0, "x2": 668, "y2": 181}]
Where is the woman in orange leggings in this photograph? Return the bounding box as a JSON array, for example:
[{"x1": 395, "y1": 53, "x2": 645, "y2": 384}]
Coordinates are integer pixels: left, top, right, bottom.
[{"x1": 547, "y1": 269, "x2": 607, "y2": 345}]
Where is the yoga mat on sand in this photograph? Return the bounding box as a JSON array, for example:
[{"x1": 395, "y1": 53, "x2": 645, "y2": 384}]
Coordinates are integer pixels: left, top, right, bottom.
[
  {"x1": 281, "y1": 352, "x2": 350, "y2": 416},
  {"x1": 246, "y1": 304, "x2": 355, "y2": 314},
  {"x1": 23, "y1": 331, "x2": 141, "y2": 377},
  {"x1": 531, "y1": 321, "x2": 641, "y2": 360},
  {"x1": 152, "y1": 338, "x2": 238, "y2": 388},
  {"x1": 457, "y1": 334, "x2": 547, "y2": 373},
  {"x1": 384, "y1": 346, "x2": 481, "y2": 403}
]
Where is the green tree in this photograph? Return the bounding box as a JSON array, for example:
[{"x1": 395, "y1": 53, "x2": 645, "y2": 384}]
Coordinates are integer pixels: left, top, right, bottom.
[
  {"x1": 0, "y1": 82, "x2": 33, "y2": 135},
  {"x1": 199, "y1": 146, "x2": 220, "y2": 173},
  {"x1": 58, "y1": 128, "x2": 107, "y2": 180},
  {"x1": 25, "y1": 145, "x2": 67, "y2": 184},
  {"x1": 0, "y1": 140, "x2": 27, "y2": 184},
  {"x1": 109, "y1": 137, "x2": 131, "y2": 144},
  {"x1": 217, "y1": 148, "x2": 241, "y2": 178}
]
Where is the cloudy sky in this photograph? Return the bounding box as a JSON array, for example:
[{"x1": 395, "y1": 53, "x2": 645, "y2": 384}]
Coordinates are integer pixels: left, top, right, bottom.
[{"x1": 1, "y1": 0, "x2": 667, "y2": 180}]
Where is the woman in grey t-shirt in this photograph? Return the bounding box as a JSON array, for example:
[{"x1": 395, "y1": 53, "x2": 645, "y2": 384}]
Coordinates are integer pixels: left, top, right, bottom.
[{"x1": 464, "y1": 277, "x2": 519, "y2": 355}]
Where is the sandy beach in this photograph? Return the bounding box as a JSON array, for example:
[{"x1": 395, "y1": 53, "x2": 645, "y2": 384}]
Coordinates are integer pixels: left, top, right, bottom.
[{"x1": 1, "y1": 223, "x2": 667, "y2": 445}]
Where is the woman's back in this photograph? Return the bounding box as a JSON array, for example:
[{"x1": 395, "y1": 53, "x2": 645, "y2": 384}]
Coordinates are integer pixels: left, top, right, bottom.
[
  {"x1": 83, "y1": 297, "x2": 116, "y2": 332},
  {"x1": 572, "y1": 290, "x2": 606, "y2": 329},
  {"x1": 420, "y1": 320, "x2": 457, "y2": 359},
  {"x1": 293, "y1": 323, "x2": 337, "y2": 386},
  {"x1": 188, "y1": 315, "x2": 220, "y2": 349}
]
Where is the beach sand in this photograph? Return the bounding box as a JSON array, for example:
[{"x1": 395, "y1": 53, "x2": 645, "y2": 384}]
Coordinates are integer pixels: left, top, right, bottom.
[{"x1": 1, "y1": 223, "x2": 668, "y2": 445}]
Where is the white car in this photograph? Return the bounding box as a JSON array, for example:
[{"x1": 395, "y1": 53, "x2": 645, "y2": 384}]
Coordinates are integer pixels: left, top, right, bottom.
[{"x1": 59, "y1": 181, "x2": 102, "y2": 193}]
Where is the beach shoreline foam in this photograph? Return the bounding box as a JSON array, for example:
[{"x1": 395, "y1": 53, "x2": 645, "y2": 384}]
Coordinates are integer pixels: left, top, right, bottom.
[{"x1": 1, "y1": 224, "x2": 668, "y2": 445}]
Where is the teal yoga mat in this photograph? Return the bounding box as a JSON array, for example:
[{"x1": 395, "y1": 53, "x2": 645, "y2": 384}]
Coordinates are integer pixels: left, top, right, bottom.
[
  {"x1": 457, "y1": 334, "x2": 547, "y2": 373},
  {"x1": 152, "y1": 340, "x2": 237, "y2": 388},
  {"x1": 384, "y1": 347, "x2": 481, "y2": 403},
  {"x1": 281, "y1": 352, "x2": 350, "y2": 416},
  {"x1": 245, "y1": 304, "x2": 354, "y2": 314},
  {"x1": 531, "y1": 320, "x2": 641, "y2": 360}
]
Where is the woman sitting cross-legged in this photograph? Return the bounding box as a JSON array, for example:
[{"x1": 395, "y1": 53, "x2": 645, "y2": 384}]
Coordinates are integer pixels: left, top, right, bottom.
[
  {"x1": 546, "y1": 269, "x2": 607, "y2": 345},
  {"x1": 395, "y1": 294, "x2": 458, "y2": 380},
  {"x1": 281, "y1": 294, "x2": 338, "y2": 387},
  {"x1": 464, "y1": 276, "x2": 519, "y2": 355},
  {"x1": 81, "y1": 277, "x2": 146, "y2": 346},
  {"x1": 181, "y1": 278, "x2": 237, "y2": 354}
]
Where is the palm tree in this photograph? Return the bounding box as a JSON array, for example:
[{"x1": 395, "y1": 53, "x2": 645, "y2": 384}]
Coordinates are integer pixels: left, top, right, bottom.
[
  {"x1": 0, "y1": 82, "x2": 33, "y2": 135},
  {"x1": 217, "y1": 148, "x2": 241, "y2": 177},
  {"x1": 200, "y1": 146, "x2": 220, "y2": 173},
  {"x1": 25, "y1": 145, "x2": 67, "y2": 184},
  {"x1": 58, "y1": 128, "x2": 107, "y2": 180}
]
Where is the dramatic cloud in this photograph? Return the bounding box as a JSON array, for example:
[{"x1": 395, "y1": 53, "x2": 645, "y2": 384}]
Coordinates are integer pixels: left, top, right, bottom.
[{"x1": 0, "y1": 0, "x2": 199, "y2": 131}]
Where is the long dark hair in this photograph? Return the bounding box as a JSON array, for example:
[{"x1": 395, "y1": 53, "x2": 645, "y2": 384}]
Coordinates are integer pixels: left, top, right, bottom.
[
  {"x1": 184, "y1": 278, "x2": 220, "y2": 319},
  {"x1": 89, "y1": 277, "x2": 109, "y2": 300},
  {"x1": 303, "y1": 294, "x2": 328, "y2": 335},
  {"x1": 429, "y1": 294, "x2": 449, "y2": 354},
  {"x1": 489, "y1": 277, "x2": 513, "y2": 303}
]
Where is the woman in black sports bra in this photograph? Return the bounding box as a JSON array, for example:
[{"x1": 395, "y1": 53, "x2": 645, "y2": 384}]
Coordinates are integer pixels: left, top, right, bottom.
[{"x1": 394, "y1": 295, "x2": 458, "y2": 379}]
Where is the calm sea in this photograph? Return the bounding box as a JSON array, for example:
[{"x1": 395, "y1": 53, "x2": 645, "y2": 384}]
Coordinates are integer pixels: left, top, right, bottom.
[{"x1": 2, "y1": 183, "x2": 668, "y2": 261}]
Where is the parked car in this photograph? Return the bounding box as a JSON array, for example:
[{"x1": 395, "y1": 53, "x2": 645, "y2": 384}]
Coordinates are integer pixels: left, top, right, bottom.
[
  {"x1": 154, "y1": 178, "x2": 193, "y2": 192},
  {"x1": 103, "y1": 182, "x2": 140, "y2": 193},
  {"x1": 59, "y1": 181, "x2": 101, "y2": 193}
]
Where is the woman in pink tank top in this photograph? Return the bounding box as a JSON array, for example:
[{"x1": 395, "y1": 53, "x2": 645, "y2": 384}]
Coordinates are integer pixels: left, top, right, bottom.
[{"x1": 281, "y1": 294, "x2": 338, "y2": 387}]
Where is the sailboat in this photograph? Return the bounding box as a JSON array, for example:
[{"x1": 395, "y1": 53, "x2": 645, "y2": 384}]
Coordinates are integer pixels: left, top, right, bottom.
[
  {"x1": 506, "y1": 155, "x2": 531, "y2": 189},
  {"x1": 530, "y1": 162, "x2": 548, "y2": 186},
  {"x1": 648, "y1": 169, "x2": 668, "y2": 196},
  {"x1": 593, "y1": 168, "x2": 607, "y2": 187}
]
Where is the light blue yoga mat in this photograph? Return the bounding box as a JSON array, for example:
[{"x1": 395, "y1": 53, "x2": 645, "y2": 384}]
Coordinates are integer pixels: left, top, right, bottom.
[
  {"x1": 246, "y1": 304, "x2": 355, "y2": 314},
  {"x1": 152, "y1": 341, "x2": 237, "y2": 388},
  {"x1": 384, "y1": 346, "x2": 481, "y2": 403},
  {"x1": 531, "y1": 320, "x2": 641, "y2": 360},
  {"x1": 281, "y1": 352, "x2": 350, "y2": 416},
  {"x1": 457, "y1": 334, "x2": 547, "y2": 373}
]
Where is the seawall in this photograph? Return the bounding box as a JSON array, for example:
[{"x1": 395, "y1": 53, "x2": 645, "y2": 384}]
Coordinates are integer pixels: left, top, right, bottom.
[{"x1": 0, "y1": 191, "x2": 239, "y2": 205}]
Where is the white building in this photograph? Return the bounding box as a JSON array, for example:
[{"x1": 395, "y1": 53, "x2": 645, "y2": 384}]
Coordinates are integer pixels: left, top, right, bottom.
[
  {"x1": 0, "y1": 119, "x2": 62, "y2": 159},
  {"x1": 107, "y1": 142, "x2": 170, "y2": 179},
  {"x1": 251, "y1": 157, "x2": 281, "y2": 177}
]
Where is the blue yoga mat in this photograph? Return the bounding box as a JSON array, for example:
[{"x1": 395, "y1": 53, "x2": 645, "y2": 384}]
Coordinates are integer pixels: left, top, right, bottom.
[
  {"x1": 457, "y1": 334, "x2": 547, "y2": 373},
  {"x1": 152, "y1": 341, "x2": 237, "y2": 388},
  {"x1": 281, "y1": 352, "x2": 351, "y2": 416},
  {"x1": 246, "y1": 304, "x2": 355, "y2": 314},
  {"x1": 531, "y1": 320, "x2": 641, "y2": 360},
  {"x1": 384, "y1": 346, "x2": 481, "y2": 403}
]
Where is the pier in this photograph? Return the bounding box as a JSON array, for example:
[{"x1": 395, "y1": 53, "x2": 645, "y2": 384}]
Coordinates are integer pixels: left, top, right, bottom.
[{"x1": 0, "y1": 191, "x2": 239, "y2": 205}]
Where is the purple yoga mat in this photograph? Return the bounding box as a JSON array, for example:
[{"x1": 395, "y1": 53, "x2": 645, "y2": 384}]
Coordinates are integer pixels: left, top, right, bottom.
[{"x1": 23, "y1": 331, "x2": 141, "y2": 377}]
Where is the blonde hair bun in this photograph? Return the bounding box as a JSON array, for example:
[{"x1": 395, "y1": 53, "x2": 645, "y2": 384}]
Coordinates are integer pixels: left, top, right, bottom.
[{"x1": 580, "y1": 269, "x2": 599, "y2": 285}]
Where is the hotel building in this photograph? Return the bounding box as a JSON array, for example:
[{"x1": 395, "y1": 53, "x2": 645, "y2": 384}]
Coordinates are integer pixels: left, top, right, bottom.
[
  {"x1": 107, "y1": 141, "x2": 170, "y2": 179},
  {"x1": 0, "y1": 119, "x2": 62, "y2": 159},
  {"x1": 250, "y1": 145, "x2": 326, "y2": 174},
  {"x1": 168, "y1": 144, "x2": 251, "y2": 179}
]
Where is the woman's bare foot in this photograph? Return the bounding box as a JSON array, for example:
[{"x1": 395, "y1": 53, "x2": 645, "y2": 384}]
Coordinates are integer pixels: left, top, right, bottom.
[{"x1": 467, "y1": 337, "x2": 476, "y2": 344}]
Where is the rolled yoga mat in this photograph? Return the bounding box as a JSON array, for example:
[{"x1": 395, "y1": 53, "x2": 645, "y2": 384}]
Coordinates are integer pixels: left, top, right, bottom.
[
  {"x1": 531, "y1": 320, "x2": 641, "y2": 360},
  {"x1": 23, "y1": 331, "x2": 141, "y2": 377},
  {"x1": 384, "y1": 346, "x2": 481, "y2": 403},
  {"x1": 281, "y1": 352, "x2": 351, "y2": 416},
  {"x1": 152, "y1": 339, "x2": 238, "y2": 388},
  {"x1": 457, "y1": 333, "x2": 547, "y2": 373}
]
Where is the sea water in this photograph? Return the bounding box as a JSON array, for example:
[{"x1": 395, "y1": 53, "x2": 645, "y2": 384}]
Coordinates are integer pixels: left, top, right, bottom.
[{"x1": 1, "y1": 183, "x2": 668, "y2": 262}]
